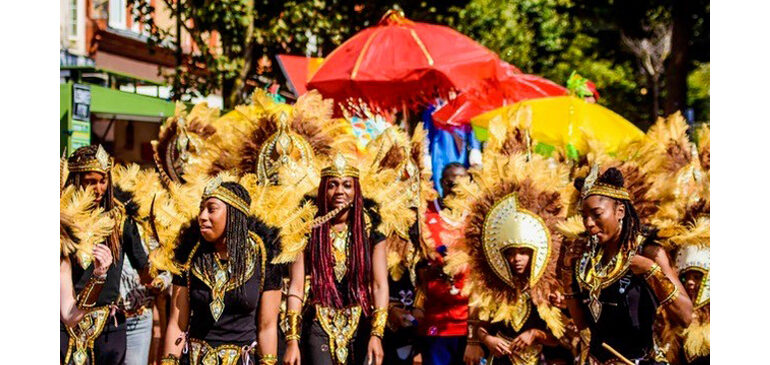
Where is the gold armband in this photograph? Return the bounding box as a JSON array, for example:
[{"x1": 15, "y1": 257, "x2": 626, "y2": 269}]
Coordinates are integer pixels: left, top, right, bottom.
[
  {"x1": 160, "y1": 354, "x2": 180, "y2": 365},
  {"x1": 285, "y1": 310, "x2": 302, "y2": 342},
  {"x1": 370, "y1": 307, "x2": 388, "y2": 338},
  {"x1": 644, "y1": 264, "x2": 679, "y2": 306},
  {"x1": 260, "y1": 354, "x2": 278, "y2": 365},
  {"x1": 76, "y1": 274, "x2": 106, "y2": 309}
]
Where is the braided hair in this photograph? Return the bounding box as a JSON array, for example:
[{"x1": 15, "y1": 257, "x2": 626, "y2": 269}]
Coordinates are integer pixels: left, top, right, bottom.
[
  {"x1": 196, "y1": 182, "x2": 253, "y2": 295},
  {"x1": 574, "y1": 167, "x2": 641, "y2": 253},
  {"x1": 308, "y1": 176, "x2": 374, "y2": 315}
]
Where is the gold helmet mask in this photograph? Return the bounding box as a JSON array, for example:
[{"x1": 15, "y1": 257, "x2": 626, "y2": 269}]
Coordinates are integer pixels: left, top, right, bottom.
[{"x1": 482, "y1": 193, "x2": 552, "y2": 290}]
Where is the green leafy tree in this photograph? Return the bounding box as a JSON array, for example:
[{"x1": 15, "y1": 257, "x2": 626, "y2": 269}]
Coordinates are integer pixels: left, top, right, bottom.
[{"x1": 131, "y1": 0, "x2": 463, "y2": 109}]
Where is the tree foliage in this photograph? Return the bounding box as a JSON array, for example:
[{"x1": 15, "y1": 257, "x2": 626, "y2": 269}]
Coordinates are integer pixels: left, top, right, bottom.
[{"x1": 131, "y1": 0, "x2": 708, "y2": 126}]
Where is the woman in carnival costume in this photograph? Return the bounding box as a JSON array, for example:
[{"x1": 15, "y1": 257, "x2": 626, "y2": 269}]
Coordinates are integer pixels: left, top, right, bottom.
[
  {"x1": 277, "y1": 146, "x2": 416, "y2": 365},
  {"x1": 158, "y1": 177, "x2": 288, "y2": 365},
  {"x1": 60, "y1": 156, "x2": 116, "y2": 327},
  {"x1": 444, "y1": 108, "x2": 575, "y2": 365},
  {"x1": 120, "y1": 90, "x2": 350, "y2": 364},
  {"x1": 60, "y1": 145, "x2": 153, "y2": 365}
]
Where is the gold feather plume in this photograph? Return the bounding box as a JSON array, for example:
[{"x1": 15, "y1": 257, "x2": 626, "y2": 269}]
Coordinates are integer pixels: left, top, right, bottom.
[
  {"x1": 682, "y1": 309, "x2": 710, "y2": 361},
  {"x1": 695, "y1": 123, "x2": 710, "y2": 172},
  {"x1": 60, "y1": 185, "x2": 116, "y2": 267},
  {"x1": 208, "y1": 90, "x2": 357, "y2": 178}
]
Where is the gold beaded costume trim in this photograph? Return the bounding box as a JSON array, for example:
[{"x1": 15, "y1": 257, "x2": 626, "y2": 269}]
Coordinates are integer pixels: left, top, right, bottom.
[
  {"x1": 321, "y1": 153, "x2": 360, "y2": 178},
  {"x1": 315, "y1": 305, "x2": 363, "y2": 365},
  {"x1": 191, "y1": 233, "x2": 263, "y2": 321},
  {"x1": 160, "y1": 354, "x2": 180, "y2": 365},
  {"x1": 576, "y1": 235, "x2": 643, "y2": 322},
  {"x1": 331, "y1": 227, "x2": 349, "y2": 282},
  {"x1": 644, "y1": 264, "x2": 679, "y2": 307},
  {"x1": 285, "y1": 310, "x2": 302, "y2": 342},
  {"x1": 67, "y1": 145, "x2": 112, "y2": 174},
  {"x1": 75, "y1": 274, "x2": 106, "y2": 310},
  {"x1": 509, "y1": 292, "x2": 532, "y2": 332},
  {"x1": 188, "y1": 338, "x2": 254, "y2": 365},
  {"x1": 584, "y1": 183, "x2": 631, "y2": 201},
  {"x1": 259, "y1": 354, "x2": 278, "y2": 365},
  {"x1": 63, "y1": 306, "x2": 110, "y2": 365}
]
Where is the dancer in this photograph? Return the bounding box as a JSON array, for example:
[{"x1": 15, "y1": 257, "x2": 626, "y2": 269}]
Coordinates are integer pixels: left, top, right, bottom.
[
  {"x1": 560, "y1": 167, "x2": 693, "y2": 364},
  {"x1": 282, "y1": 154, "x2": 396, "y2": 365},
  {"x1": 160, "y1": 179, "x2": 284, "y2": 365},
  {"x1": 61, "y1": 145, "x2": 152, "y2": 365}
]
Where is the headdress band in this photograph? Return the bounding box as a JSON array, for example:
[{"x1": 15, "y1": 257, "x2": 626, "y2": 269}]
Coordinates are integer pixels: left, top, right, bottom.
[
  {"x1": 68, "y1": 145, "x2": 112, "y2": 174},
  {"x1": 584, "y1": 182, "x2": 631, "y2": 201},
  {"x1": 202, "y1": 177, "x2": 250, "y2": 215},
  {"x1": 580, "y1": 164, "x2": 631, "y2": 202},
  {"x1": 321, "y1": 153, "x2": 359, "y2": 178}
]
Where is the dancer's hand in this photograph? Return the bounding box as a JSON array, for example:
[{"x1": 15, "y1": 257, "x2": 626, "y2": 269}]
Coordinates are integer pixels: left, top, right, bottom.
[
  {"x1": 510, "y1": 329, "x2": 540, "y2": 352},
  {"x1": 548, "y1": 292, "x2": 566, "y2": 309},
  {"x1": 483, "y1": 335, "x2": 511, "y2": 357},
  {"x1": 283, "y1": 341, "x2": 300, "y2": 365},
  {"x1": 463, "y1": 343, "x2": 484, "y2": 365},
  {"x1": 388, "y1": 305, "x2": 410, "y2": 329},
  {"x1": 92, "y1": 244, "x2": 113, "y2": 277},
  {"x1": 366, "y1": 336, "x2": 383, "y2": 365}
]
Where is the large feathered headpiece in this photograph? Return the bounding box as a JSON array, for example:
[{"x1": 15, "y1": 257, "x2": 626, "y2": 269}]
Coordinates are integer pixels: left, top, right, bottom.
[{"x1": 443, "y1": 110, "x2": 570, "y2": 337}]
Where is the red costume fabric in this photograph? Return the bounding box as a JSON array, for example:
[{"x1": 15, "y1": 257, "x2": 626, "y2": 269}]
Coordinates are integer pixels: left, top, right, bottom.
[{"x1": 418, "y1": 202, "x2": 469, "y2": 337}]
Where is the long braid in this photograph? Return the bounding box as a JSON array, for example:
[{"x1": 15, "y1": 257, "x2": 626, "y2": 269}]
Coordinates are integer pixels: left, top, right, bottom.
[
  {"x1": 347, "y1": 181, "x2": 373, "y2": 315},
  {"x1": 310, "y1": 177, "x2": 340, "y2": 307}
]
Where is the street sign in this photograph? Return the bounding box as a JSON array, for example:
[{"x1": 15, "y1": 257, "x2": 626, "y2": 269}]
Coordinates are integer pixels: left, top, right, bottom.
[{"x1": 73, "y1": 84, "x2": 91, "y2": 121}]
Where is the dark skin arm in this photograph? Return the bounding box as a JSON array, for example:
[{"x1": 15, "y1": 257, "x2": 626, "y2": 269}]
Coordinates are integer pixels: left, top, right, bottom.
[
  {"x1": 258, "y1": 289, "x2": 282, "y2": 359},
  {"x1": 634, "y1": 244, "x2": 693, "y2": 327}
]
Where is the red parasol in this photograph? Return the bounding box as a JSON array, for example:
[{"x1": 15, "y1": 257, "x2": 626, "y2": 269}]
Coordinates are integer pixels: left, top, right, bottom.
[
  {"x1": 275, "y1": 54, "x2": 325, "y2": 97},
  {"x1": 307, "y1": 10, "x2": 512, "y2": 113},
  {"x1": 432, "y1": 72, "x2": 568, "y2": 128}
]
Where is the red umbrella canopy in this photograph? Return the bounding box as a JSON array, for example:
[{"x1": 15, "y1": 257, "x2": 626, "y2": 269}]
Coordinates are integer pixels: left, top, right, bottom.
[
  {"x1": 432, "y1": 72, "x2": 568, "y2": 128},
  {"x1": 307, "y1": 10, "x2": 508, "y2": 113}
]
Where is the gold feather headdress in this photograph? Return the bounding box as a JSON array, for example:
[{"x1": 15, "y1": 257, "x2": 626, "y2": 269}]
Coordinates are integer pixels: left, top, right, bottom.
[
  {"x1": 152, "y1": 102, "x2": 219, "y2": 186},
  {"x1": 443, "y1": 110, "x2": 570, "y2": 337}
]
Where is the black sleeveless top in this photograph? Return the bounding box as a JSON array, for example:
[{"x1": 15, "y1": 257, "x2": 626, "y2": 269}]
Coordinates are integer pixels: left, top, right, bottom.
[
  {"x1": 573, "y1": 244, "x2": 659, "y2": 361},
  {"x1": 172, "y1": 219, "x2": 284, "y2": 346}
]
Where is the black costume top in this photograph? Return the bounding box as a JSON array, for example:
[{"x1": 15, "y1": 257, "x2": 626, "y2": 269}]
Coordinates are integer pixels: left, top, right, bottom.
[
  {"x1": 172, "y1": 219, "x2": 284, "y2": 346},
  {"x1": 573, "y1": 241, "x2": 660, "y2": 362}
]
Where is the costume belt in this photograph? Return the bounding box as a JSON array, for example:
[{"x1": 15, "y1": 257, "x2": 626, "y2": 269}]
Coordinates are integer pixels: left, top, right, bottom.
[
  {"x1": 188, "y1": 338, "x2": 257, "y2": 365},
  {"x1": 314, "y1": 305, "x2": 363, "y2": 365},
  {"x1": 64, "y1": 306, "x2": 111, "y2": 365}
]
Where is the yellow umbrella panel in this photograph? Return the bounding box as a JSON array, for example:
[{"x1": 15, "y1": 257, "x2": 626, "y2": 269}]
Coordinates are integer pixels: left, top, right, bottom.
[{"x1": 471, "y1": 96, "x2": 644, "y2": 159}]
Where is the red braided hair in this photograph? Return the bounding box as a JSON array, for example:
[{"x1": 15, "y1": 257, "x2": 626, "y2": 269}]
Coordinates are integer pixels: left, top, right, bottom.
[{"x1": 308, "y1": 176, "x2": 373, "y2": 315}]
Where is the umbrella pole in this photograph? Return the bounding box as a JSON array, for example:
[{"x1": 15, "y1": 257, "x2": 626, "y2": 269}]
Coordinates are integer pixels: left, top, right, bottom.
[{"x1": 401, "y1": 100, "x2": 410, "y2": 130}]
